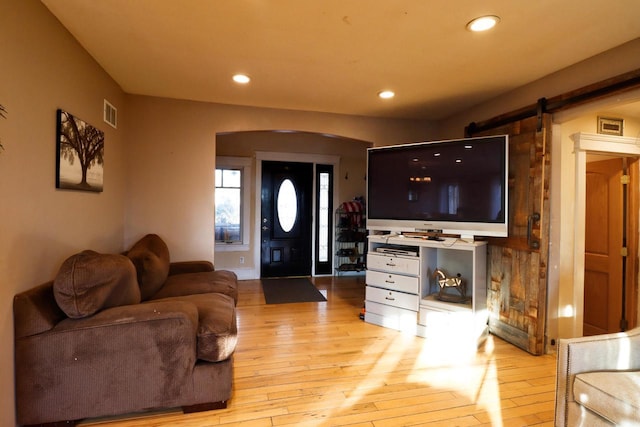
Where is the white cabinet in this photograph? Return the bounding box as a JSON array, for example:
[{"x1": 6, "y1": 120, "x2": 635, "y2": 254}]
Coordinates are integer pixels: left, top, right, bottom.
[{"x1": 364, "y1": 234, "x2": 488, "y2": 345}]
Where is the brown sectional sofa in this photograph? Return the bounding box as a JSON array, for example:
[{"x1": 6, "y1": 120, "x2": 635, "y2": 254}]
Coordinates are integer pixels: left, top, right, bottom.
[{"x1": 13, "y1": 234, "x2": 238, "y2": 426}]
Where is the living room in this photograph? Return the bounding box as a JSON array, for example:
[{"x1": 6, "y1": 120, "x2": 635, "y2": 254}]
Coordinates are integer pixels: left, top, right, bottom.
[{"x1": 3, "y1": 1, "x2": 640, "y2": 426}]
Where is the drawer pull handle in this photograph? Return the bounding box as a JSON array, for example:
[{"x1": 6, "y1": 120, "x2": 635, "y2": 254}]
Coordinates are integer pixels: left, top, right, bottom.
[
  {"x1": 385, "y1": 296, "x2": 395, "y2": 301},
  {"x1": 384, "y1": 280, "x2": 395, "y2": 284},
  {"x1": 386, "y1": 263, "x2": 396, "y2": 267}
]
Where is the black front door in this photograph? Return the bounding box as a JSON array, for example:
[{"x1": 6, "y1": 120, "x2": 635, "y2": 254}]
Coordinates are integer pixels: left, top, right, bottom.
[{"x1": 261, "y1": 161, "x2": 313, "y2": 277}]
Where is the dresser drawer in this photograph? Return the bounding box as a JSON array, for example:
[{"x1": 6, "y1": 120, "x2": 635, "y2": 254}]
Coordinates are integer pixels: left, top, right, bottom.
[
  {"x1": 366, "y1": 285, "x2": 419, "y2": 311},
  {"x1": 367, "y1": 253, "x2": 420, "y2": 276},
  {"x1": 365, "y1": 301, "x2": 419, "y2": 332},
  {"x1": 366, "y1": 270, "x2": 419, "y2": 294}
]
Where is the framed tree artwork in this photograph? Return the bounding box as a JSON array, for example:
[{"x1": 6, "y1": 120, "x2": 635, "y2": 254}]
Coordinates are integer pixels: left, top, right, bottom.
[{"x1": 56, "y1": 109, "x2": 104, "y2": 192}]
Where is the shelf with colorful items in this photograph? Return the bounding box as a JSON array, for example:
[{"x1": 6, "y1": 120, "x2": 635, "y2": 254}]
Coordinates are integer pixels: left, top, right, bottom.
[{"x1": 334, "y1": 199, "x2": 367, "y2": 274}]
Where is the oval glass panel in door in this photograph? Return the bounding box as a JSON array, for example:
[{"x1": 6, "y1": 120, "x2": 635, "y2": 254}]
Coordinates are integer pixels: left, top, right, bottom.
[{"x1": 277, "y1": 179, "x2": 297, "y2": 232}]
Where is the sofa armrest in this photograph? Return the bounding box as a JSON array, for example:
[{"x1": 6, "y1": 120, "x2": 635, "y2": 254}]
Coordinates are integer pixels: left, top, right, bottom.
[
  {"x1": 51, "y1": 299, "x2": 199, "y2": 334},
  {"x1": 555, "y1": 327, "x2": 640, "y2": 426},
  {"x1": 14, "y1": 281, "x2": 66, "y2": 338},
  {"x1": 15, "y1": 300, "x2": 199, "y2": 425},
  {"x1": 169, "y1": 260, "x2": 214, "y2": 275}
]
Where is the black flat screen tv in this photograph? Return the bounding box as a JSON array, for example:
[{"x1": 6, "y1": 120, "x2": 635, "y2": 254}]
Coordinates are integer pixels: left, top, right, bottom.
[{"x1": 367, "y1": 135, "x2": 508, "y2": 238}]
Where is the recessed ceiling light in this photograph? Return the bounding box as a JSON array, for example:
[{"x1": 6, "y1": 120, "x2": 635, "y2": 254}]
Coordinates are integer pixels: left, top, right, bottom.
[
  {"x1": 466, "y1": 15, "x2": 500, "y2": 32},
  {"x1": 232, "y1": 74, "x2": 251, "y2": 84},
  {"x1": 378, "y1": 90, "x2": 395, "y2": 99}
]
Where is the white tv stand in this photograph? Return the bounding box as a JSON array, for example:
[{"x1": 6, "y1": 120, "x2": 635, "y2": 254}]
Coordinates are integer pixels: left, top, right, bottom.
[{"x1": 365, "y1": 232, "x2": 488, "y2": 345}]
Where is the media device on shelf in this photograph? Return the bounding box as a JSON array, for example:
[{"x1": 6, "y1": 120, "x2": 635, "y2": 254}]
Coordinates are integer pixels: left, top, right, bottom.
[
  {"x1": 366, "y1": 135, "x2": 509, "y2": 239},
  {"x1": 375, "y1": 245, "x2": 419, "y2": 256}
]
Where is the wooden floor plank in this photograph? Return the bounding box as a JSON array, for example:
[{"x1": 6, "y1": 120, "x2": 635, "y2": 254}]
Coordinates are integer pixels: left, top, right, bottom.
[{"x1": 79, "y1": 275, "x2": 558, "y2": 427}]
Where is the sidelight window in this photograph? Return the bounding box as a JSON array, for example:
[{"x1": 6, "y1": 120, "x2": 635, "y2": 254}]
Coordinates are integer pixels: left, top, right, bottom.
[
  {"x1": 215, "y1": 157, "x2": 251, "y2": 251},
  {"x1": 315, "y1": 164, "x2": 333, "y2": 274}
]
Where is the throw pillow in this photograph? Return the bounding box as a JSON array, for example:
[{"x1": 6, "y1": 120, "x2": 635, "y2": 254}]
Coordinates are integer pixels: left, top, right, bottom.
[
  {"x1": 126, "y1": 234, "x2": 170, "y2": 300},
  {"x1": 54, "y1": 250, "x2": 141, "y2": 318}
]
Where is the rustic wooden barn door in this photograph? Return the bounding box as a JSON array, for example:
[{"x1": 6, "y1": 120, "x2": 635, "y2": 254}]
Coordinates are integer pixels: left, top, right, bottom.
[{"x1": 470, "y1": 113, "x2": 552, "y2": 355}]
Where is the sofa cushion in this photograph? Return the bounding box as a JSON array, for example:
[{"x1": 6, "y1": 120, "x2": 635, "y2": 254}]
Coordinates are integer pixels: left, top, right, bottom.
[
  {"x1": 53, "y1": 250, "x2": 141, "y2": 319},
  {"x1": 151, "y1": 270, "x2": 238, "y2": 305},
  {"x1": 127, "y1": 234, "x2": 170, "y2": 300},
  {"x1": 573, "y1": 371, "x2": 640, "y2": 425},
  {"x1": 149, "y1": 293, "x2": 237, "y2": 362}
]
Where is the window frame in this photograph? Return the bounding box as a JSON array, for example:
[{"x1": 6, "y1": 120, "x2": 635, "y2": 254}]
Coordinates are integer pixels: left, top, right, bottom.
[
  {"x1": 215, "y1": 156, "x2": 251, "y2": 252},
  {"x1": 315, "y1": 164, "x2": 333, "y2": 274}
]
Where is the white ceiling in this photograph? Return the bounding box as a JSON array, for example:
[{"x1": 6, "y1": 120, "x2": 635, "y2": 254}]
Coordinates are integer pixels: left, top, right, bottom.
[{"x1": 42, "y1": 0, "x2": 640, "y2": 121}]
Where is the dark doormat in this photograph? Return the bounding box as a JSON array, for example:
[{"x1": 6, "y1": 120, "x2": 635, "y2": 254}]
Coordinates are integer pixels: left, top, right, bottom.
[{"x1": 261, "y1": 277, "x2": 327, "y2": 304}]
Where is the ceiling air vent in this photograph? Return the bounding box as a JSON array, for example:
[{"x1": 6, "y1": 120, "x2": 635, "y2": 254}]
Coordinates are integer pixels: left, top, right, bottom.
[{"x1": 103, "y1": 99, "x2": 117, "y2": 129}]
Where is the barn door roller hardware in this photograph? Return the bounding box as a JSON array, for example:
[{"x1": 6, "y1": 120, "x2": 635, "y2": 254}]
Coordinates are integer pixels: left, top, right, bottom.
[
  {"x1": 465, "y1": 69, "x2": 640, "y2": 137},
  {"x1": 536, "y1": 98, "x2": 547, "y2": 132},
  {"x1": 464, "y1": 98, "x2": 547, "y2": 137}
]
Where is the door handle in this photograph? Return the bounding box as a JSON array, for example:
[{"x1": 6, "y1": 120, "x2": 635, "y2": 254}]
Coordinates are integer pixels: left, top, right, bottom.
[{"x1": 528, "y1": 213, "x2": 540, "y2": 249}]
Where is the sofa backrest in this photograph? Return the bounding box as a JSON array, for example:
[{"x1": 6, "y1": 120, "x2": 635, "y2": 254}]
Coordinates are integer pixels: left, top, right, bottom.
[{"x1": 126, "y1": 234, "x2": 171, "y2": 300}]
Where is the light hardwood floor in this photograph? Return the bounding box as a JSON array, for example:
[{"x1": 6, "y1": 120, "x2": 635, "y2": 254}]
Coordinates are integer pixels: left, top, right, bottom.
[{"x1": 81, "y1": 276, "x2": 558, "y2": 427}]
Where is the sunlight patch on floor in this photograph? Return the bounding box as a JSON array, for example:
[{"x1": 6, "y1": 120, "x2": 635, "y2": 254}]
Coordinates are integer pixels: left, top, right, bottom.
[
  {"x1": 410, "y1": 334, "x2": 504, "y2": 426},
  {"x1": 333, "y1": 333, "x2": 414, "y2": 415}
]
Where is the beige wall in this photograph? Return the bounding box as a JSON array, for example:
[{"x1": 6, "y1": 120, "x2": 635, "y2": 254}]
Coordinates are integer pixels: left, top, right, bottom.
[
  {"x1": 0, "y1": 1, "x2": 128, "y2": 424},
  {"x1": 125, "y1": 95, "x2": 436, "y2": 267},
  {"x1": 3, "y1": 2, "x2": 640, "y2": 425}
]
